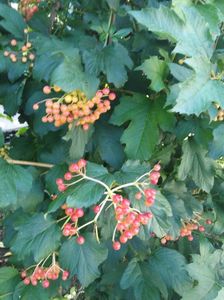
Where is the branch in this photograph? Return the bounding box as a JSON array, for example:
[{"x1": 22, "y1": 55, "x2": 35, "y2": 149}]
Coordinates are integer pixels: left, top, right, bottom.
[{"x1": 6, "y1": 159, "x2": 54, "y2": 169}]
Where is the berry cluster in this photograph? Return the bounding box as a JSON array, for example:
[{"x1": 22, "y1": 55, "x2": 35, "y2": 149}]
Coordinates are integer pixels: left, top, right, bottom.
[
  {"x1": 56, "y1": 159, "x2": 87, "y2": 192},
  {"x1": 21, "y1": 257, "x2": 69, "y2": 288},
  {"x1": 33, "y1": 86, "x2": 116, "y2": 130},
  {"x1": 160, "y1": 217, "x2": 212, "y2": 244},
  {"x1": 19, "y1": 0, "x2": 41, "y2": 21},
  {"x1": 112, "y1": 194, "x2": 153, "y2": 250},
  {"x1": 3, "y1": 33, "x2": 35, "y2": 66}
]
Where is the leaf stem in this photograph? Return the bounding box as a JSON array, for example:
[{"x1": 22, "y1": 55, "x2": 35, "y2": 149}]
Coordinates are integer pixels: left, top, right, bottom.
[{"x1": 6, "y1": 158, "x2": 54, "y2": 168}]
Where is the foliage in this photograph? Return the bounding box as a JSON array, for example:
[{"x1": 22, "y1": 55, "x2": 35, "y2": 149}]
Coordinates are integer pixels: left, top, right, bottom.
[{"x1": 0, "y1": 0, "x2": 224, "y2": 299}]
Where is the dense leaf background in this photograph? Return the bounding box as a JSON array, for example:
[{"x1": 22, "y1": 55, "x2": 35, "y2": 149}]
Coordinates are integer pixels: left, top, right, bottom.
[{"x1": 0, "y1": 0, "x2": 224, "y2": 299}]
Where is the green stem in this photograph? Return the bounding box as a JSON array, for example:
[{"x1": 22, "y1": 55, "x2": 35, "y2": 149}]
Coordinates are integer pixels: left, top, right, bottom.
[{"x1": 104, "y1": 10, "x2": 114, "y2": 47}]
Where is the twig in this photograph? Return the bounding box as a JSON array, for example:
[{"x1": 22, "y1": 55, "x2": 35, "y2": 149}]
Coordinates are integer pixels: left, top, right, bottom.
[{"x1": 6, "y1": 159, "x2": 54, "y2": 168}]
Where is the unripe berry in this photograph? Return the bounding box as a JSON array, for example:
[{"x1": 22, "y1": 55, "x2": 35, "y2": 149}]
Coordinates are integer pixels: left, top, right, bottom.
[
  {"x1": 135, "y1": 192, "x2": 142, "y2": 200},
  {"x1": 33, "y1": 103, "x2": 39, "y2": 110},
  {"x1": 113, "y1": 241, "x2": 121, "y2": 251},
  {"x1": 76, "y1": 236, "x2": 85, "y2": 245},
  {"x1": 42, "y1": 280, "x2": 50, "y2": 288},
  {"x1": 43, "y1": 85, "x2": 51, "y2": 95},
  {"x1": 10, "y1": 39, "x2": 17, "y2": 46}
]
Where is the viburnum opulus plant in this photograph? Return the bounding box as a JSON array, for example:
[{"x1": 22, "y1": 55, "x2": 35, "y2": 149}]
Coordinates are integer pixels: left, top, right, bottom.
[{"x1": 0, "y1": 1, "x2": 224, "y2": 299}]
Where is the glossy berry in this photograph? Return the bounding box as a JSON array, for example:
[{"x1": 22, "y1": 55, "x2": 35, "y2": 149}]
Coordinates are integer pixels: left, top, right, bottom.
[
  {"x1": 93, "y1": 205, "x2": 101, "y2": 214},
  {"x1": 113, "y1": 241, "x2": 121, "y2": 251},
  {"x1": 43, "y1": 85, "x2": 51, "y2": 95},
  {"x1": 69, "y1": 163, "x2": 79, "y2": 173},
  {"x1": 199, "y1": 226, "x2": 205, "y2": 232},
  {"x1": 76, "y1": 236, "x2": 85, "y2": 245},
  {"x1": 42, "y1": 279, "x2": 50, "y2": 288},
  {"x1": 64, "y1": 172, "x2": 72, "y2": 181}
]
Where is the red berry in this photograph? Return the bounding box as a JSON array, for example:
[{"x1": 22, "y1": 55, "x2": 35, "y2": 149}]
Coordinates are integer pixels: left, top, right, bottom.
[
  {"x1": 75, "y1": 208, "x2": 84, "y2": 218},
  {"x1": 42, "y1": 280, "x2": 50, "y2": 288},
  {"x1": 119, "y1": 235, "x2": 128, "y2": 244},
  {"x1": 93, "y1": 205, "x2": 101, "y2": 214},
  {"x1": 102, "y1": 88, "x2": 110, "y2": 95},
  {"x1": 23, "y1": 277, "x2": 30, "y2": 285},
  {"x1": 113, "y1": 241, "x2": 121, "y2": 251},
  {"x1": 112, "y1": 194, "x2": 123, "y2": 203},
  {"x1": 206, "y1": 219, "x2": 212, "y2": 225},
  {"x1": 65, "y1": 207, "x2": 74, "y2": 216},
  {"x1": 69, "y1": 163, "x2": 79, "y2": 173},
  {"x1": 77, "y1": 159, "x2": 87, "y2": 168},
  {"x1": 76, "y1": 236, "x2": 85, "y2": 245},
  {"x1": 64, "y1": 172, "x2": 72, "y2": 181},
  {"x1": 21, "y1": 271, "x2": 27, "y2": 278}
]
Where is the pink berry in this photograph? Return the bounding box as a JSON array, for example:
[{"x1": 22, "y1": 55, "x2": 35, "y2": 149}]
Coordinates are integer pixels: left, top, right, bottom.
[
  {"x1": 23, "y1": 277, "x2": 30, "y2": 285},
  {"x1": 43, "y1": 85, "x2": 51, "y2": 95},
  {"x1": 96, "y1": 91, "x2": 103, "y2": 98},
  {"x1": 102, "y1": 88, "x2": 110, "y2": 95},
  {"x1": 42, "y1": 280, "x2": 50, "y2": 288},
  {"x1": 62, "y1": 270, "x2": 69, "y2": 280},
  {"x1": 93, "y1": 205, "x2": 101, "y2": 214},
  {"x1": 58, "y1": 184, "x2": 67, "y2": 192},
  {"x1": 77, "y1": 159, "x2": 87, "y2": 168},
  {"x1": 75, "y1": 208, "x2": 84, "y2": 218},
  {"x1": 33, "y1": 103, "x2": 39, "y2": 110},
  {"x1": 64, "y1": 172, "x2": 72, "y2": 181},
  {"x1": 199, "y1": 226, "x2": 205, "y2": 232},
  {"x1": 56, "y1": 178, "x2": 64, "y2": 185},
  {"x1": 153, "y1": 164, "x2": 161, "y2": 171},
  {"x1": 69, "y1": 163, "x2": 79, "y2": 173},
  {"x1": 188, "y1": 235, "x2": 194, "y2": 241},
  {"x1": 109, "y1": 92, "x2": 116, "y2": 101},
  {"x1": 21, "y1": 271, "x2": 27, "y2": 278},
  {"x1": 76, "y1": 236, "x2": 85, "y2": 245},
  {"x1": 119, "y1": 235, "x2": 128, "y2": 244},
  {"x1": 113, "y1": 241, "x2": 121, "y2": 251},
  {"x1": 10, "y1": 39, "x2": 17, "y2": 46},
  {"x1": 135, "y1": 192, "x2": 142, "y2": 200},
  {"x1": 206, "y1": 219, "x2": 212, "y2": 225}
]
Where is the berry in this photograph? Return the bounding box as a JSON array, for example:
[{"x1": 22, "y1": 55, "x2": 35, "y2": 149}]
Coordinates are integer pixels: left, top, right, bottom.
[
  {"x1": 11, "y1": 39, "x2": 17, "y2": 46},
  {"x1": 69, "y1": 163, "x2": 79, "y2": 173},
  {"x1": 76, "y1": 236, "x2": 85, "y2": 245},
  {"x1": 42, "y1": 280, "x2": 50, "y2": 288},
  {"x1": 75, "y1": 208, "x2": 84, "y2": 218},
  {"x1": 62, "y1": 270, "x2": 69, "y2": 280},
  {"x1": 102, "y1": 87, "x2": 110, "y2": 95},
  {"x1": 43, "y1": 85, "x2": 51, "y2": 95},
  {"x1": 119, "y1": 235, "x2": 128, "y2": 244},
  {"x1": 161, "y1": 238, "x2": 167, "y2": 245},
  {"x1": 29, "y1": 53, "x2": 35, "y2": 61},
  {"x1": 188, "y1": 235, "x2": 194, "y2": 241},
  {"x1": 23, "y1": 277, "x2": 30, "y2": 285},
  {"x1": 199, "y1": 226, "x2": 205, "y2": 232},
  {"x1": 64, "y1": 172, "x2": 72, "y2": 181},
  {"x1": 3, "y1": 51, "x2": 9, "y2": 57},
  {"x1": 77, "y1": 159, "x2": 87, "y2": 168},
  {"x1": 33, "y1": 103, "x2": 39, "y2": 110},
  {"x1": 113, "y1": 241, "x2": 121, "y2": 251},
  {"x1": 58, "y1": 184, "x2": 67, "y2": 192},
  {"x1": 93, "y1": 205, "x2": 101, "y2": 214},
  {"x1": 206, "y1": 219, "x2": 212, "y2": 225},
  {"x1": 153, "y1": 164, "x2": 161, "y2": 171},
  {"x1": 109, "y1": 93, "x2": 116, "y2": 100},
  {"x1": 56, "y1": 178, "x2": 64, "y2": 185},
  {"x1": 21, "y1": 271, "x2": 27, "y2": 278},
  {"x1": 135, "y1": 192, "x2": 142, "y2": 200}
]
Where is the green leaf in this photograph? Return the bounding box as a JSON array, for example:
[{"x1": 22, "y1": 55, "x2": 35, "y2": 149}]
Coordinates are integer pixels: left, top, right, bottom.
[
  {"x1": 147, "y1": 248, "x2": 191, "y2": 297},
  {"x1": 172, "y1": 56, "x2": 224, "y2": 116},
  {"x1": 209, "y1": 124, "x2": 224, "y2": 159},
  {"x1": 0, "y1": 267, "x2": 20, "y2": 299},
  {"x1": 45, "y1": 164, "x2": 68, "y2": 195},
  {"x1": 59, "y1": 233, "x2": 108, "y2": 287},
  {"x1": 169, "y1": 63, "x2": 193, "y2": 82},
  {"x1": 178, "y1": 138, "x2": 214, "y2": 193},
  {"x1": 129, "y1": 6, "x2": 213, "y2": 58},
  {"x1": 120, "y1": 258, "x2": 161, "y2": 300},
  {"x1": 181, "y1": 240, "x2": 223, "y2": 300},
  {"x1": 106, "y1": 0, "x2": 120, "y2": 10},
  {"x1": 215, "y1": 288, "x2": 224, "y2": 300},
  {"x1": 93, "y1": 122, "x2": 125, "y2": 169},
  {"x1": 13, "y1": 282, "x2": 51, "y2": 300},
  {"x1": 136, "y1": 56, "x2": 168, "y2": 92},
  {"x1": 64, "y1": 125, "x2": 94, "y2": 160},
  {"x1": 83, "y1": 43, "x2": 133, "y2": 88},
  {"x1": 66, "y1": 162, "x2": 114, "y2": 208},
  {"x1": 11, "y1": 213, "x2": 61, "y2": 262},
  {"x1": 51, "y1": 49, "x2": 99, "y2": 98},
  {"x1": 110, "y1": 94, "x2": 175, "y2": 160},
  {"x1": 0, "y1": 158, "x2": 33, "y2": 209},
  {"x1": 0, "y1": 4, "x2": 26, "y2": 38}
]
